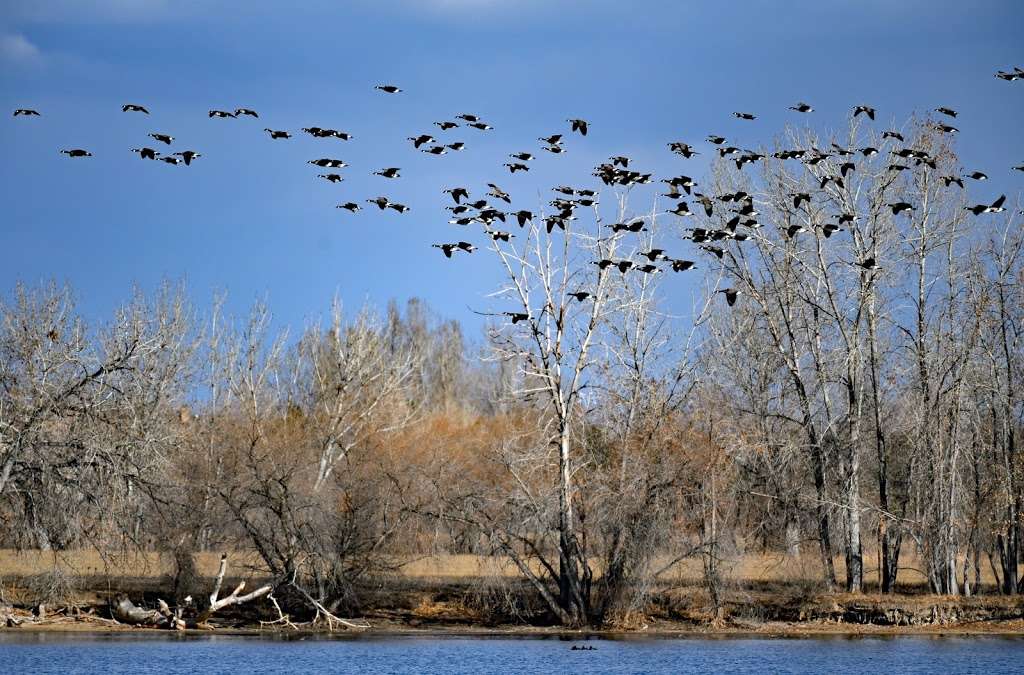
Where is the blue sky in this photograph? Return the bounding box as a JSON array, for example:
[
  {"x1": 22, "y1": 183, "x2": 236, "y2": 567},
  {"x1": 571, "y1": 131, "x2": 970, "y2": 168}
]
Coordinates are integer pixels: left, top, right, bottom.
[{"x1": 2, "y1": 0, "x2": 1022, "y2": 332}]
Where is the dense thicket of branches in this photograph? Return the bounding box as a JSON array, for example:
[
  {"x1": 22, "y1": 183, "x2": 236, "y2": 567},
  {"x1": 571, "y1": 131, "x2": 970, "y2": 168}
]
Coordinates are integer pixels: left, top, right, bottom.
[{"x1": 1, "y1": 117, "x2": 1020, "y2": 626}]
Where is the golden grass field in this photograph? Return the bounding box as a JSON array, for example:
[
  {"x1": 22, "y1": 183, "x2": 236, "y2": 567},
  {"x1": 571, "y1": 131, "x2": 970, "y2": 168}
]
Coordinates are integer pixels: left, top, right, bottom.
[{"x1": 0, "y1": 547, "x2": 1001, "y2": 591}]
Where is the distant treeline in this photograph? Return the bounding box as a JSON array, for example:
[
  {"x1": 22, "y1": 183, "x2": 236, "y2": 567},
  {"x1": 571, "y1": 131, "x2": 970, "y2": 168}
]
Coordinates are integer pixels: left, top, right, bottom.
[{"x1": 1, "y1": 118, "x2": 1021, "y2": 627}]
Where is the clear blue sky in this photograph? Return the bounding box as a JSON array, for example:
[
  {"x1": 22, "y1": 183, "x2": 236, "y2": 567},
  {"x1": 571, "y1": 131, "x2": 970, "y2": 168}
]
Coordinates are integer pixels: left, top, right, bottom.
[{"x1": 2, "y1": 0, "x2": 1021, "y2": 332}]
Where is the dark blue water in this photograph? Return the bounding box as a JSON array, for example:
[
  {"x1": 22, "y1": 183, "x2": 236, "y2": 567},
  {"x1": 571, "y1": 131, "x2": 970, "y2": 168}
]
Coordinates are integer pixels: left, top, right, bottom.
[{"x1": 1, "y1": 633, "x2": 1022, "y2": 674}]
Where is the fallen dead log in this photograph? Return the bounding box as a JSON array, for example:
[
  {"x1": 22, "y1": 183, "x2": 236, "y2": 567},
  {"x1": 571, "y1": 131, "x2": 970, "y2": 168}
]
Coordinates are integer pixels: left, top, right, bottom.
[
  {"x1": 194, "y1": 554, "x2": 272, "y2": 625},
  {"x1": 110, "y1": 554, "x2": 271, "y2": 629}
]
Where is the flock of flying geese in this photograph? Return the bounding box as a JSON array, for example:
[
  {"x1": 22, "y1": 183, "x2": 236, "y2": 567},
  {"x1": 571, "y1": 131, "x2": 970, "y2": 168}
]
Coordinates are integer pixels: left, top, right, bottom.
[{"x1": 12, "y1": 66, "x2": 1024, "y2": 311}]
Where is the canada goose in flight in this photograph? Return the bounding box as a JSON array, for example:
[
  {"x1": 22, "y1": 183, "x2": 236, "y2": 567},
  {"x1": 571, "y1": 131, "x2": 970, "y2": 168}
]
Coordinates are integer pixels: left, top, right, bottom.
[
  {"x1": 670, "y1": 259, "x2": 697, "y2": 272},
  {"x1": 966, "y1": 171, "x2": 988, "y2": 181},
  {"x1": 375, "y1": 85, "x2": 402, "y2": 93},
  {"x1": 695, "y1": 194, "x2": 714, "y2": 216},
  {"x1": 148, "y1": 133, "x2": 173, "y2": 145},
  {"x1": 337, "y1": 202, "x2": 361, "y2": 212},
  {"x1": 820, "y1": 175, "x2": 844, "y2": 189},
  {"x1": 737, "y1": 201, "x2": 758, "y2": 217},
  {"x1": 374, "y1": 167, "x2": 401, "y2": 178},
  {"x1": 59, "y1": 149, "x2": 92, "y2": 157},
  {"x1": 539, "y1": 134, "x2": 563, "y2": 145},
  {"x1": 789, "y1": 102, "x2": 813, "y2": 113},
  {"x1": 610, "y1": 156, "x2": 630, "y2": 168},
  {"x1": 544, "y1": 216, "x2": 570, "y2": 233},
  {"x1": 487, "y1": 184, "x2": 511, "y2": 203},
  {"x1": 422, "y1": 145, "x2": 448, "y2": 155},
  {"x1": 607, "y1": 220, "x2": 646, "y2": 233},
  {"x1": 502, "y1": 311, "x2": 529, "y2": 324},
  {"x1": 669, "y1": 141, "x2": 700, "y2": 158},
  {"x1": 575, "y1": 198, "x2": 598, "y2": 207},
  {"x1": 733, "y1": 112, "x2": 756, "y2": 120},
  {"x1": 860, "y1": 147, "x2": 879, "y2": 157},
  {"x1": 773, "y1": 150, "x2": 803, "y2": 160},
  {"x1": 367, "y1": 197, "x2": 391, "y2": 210},
  {"x1": 446, "y1": 205, "x2": 471, "y2": 215},
  {"x1": 791, "y1": 192, "x2": 811, "y2": 209},
  {"x1": 467, "y1": 199, "x2": 489, "y2": 210},
  {"x1": 510, "y1": 152, "x2": 534, "y2": 162},
  {"x1": 935, "y1": 124, "x2": 959, "y2": 134},
  {"x1": 264, "y1": 129, "x2": 291, "y2": 139},
  {"x1": 436, "y1": 242, "x2": 475, "y2": 259},
  {"x1": 468, "y1": 122, "x2": 493, "y2": 130},
  {"x1": 514, "y1": 210, "x2": 533, "y2": 227},
  {"x1": 302, "y1": 127, "x2": 326, "y2": 136},
  {"x1": 446, "y1": 142, "x2": 466, "y2": 152},
  {"x1": 433, "y1": 243, "x2": 464, "y2": 258},
  {"x1": 718, "y1": 289, "x2": 741, "y2": 306},
  {"x1": 209, "y1": 110, "x2": 236, "y2": 118},
  {"x1": 882, "y1": 131, "x2": 904, "y2": 142},
  {"x1": 541, "y1": 145, "x2": 566, "y2": 154},
  {"x1": 477, "y1": 208, "x2": 504, "y2": 224},
  {"x1": 785, "y1": 224, "x2": 807, "y2": 238},
  {"x1": 434, "y1": 121, "x2": 459, "y2": 130},
  {"x1": 935, "y1": 107, "x2": 957, "y2": 118},
  {"x1": 444, "y1": 187, "x2": 469, "y2": 204},
  {"x1": 435, "y1": 242, "x2": 475, "y2": 257},
  {"x1": 995, "y1": 68, "x2": 1024, "y2": 81},
  {"x1": 332, "y1": 131, "x2": 353, "y2": 140},
  {"x1": 122, "y1": 104, "x2": 149, "y2": 114},
  {"x1": 820, "y1": 223, "x2": 844, "y2": 238},
  {"x1": 161, "y1": 156, "x2": 183, "y2": 165},
  {"x1": 13, "y1": 108, "x2": 40, "y2": 116},
  {"x1": 718, "y1": 147, "x2": 741, "y2": 157},
  {"x1": 853, "y1": 105, "x2": 875, "y2": 120},
  {"x1": 663, "y1": 175, "x2": 696, "y2": 194},
  {"x1": 456, "y1": 114, "x2": 481, "y2": 123},
  {"x1": 641, "y1": 249, "x2": 669, "y2": 262},
  {"x1": 318, "y1": 174, "x2": 344, "y2": 183},
  {"x1": 830, "y1": 143, "x2": 855, "y2": 157},
  {"x1": 855, "y1": 257, "x2": 880, "y2": 271},
  {"x1": 668, "y1": 202, "x2": 693, "y2": 217},
  {"x1": 505, "y1": 162, "x2": 529, "y2": 173},
  {"x1": 234, "y1": 108, "x2": 259, "y2": 118},
  {"x1": 308, "y1": 158, "x2": 347, "y2": 168},
  {"x1": 131, "y1": 147, "x2": 160, "y2": 160},
  {"x1": 888, "y1": 164, "x2": 910, "y2": 172},
  {"x1": 486, "y1": 230, "x2": 513, "y2": 242},
  {"x1": 839, "y1": 162, "x2": 856, "y2": 177},
  {"x1": 173, "y1": 150, "x2": 201, "y2": 165},
  {"x1": 707, "y1": 135, "x2": 727, "y2": 145},
  {"x1": 553, "y1": 186, "x2": 576, "y2": 196},
  {"x1": 388, "y1": 202, "x2": 410, "y2": 213},
  {"x1": 837, "y1": 213, "x2": 860, "y2": 224},
  {"x1": 568, "y1": 291, "x2": 591, "y2": 302},
  {"x1": 940, "y1": 175, "x2": 964, "y2": 188},
  {"x1": 449, "y1": 217, "x2": 476, "y2": 226},
  {"x1": 568, "y1": 118, "x2": 588, "y2": 136},
  {"x1": 409, "y1": 134, "x2": 435, "y2": 148},
  {"x1": 966, "y1": 195, "x2": 1006, "y2": 215},
  {"x1": 636, "y1": 264, "x2": 660, "y2": 274},
  {"x1": 888, "y1": 202, "x2": 915, "y2": 215}
]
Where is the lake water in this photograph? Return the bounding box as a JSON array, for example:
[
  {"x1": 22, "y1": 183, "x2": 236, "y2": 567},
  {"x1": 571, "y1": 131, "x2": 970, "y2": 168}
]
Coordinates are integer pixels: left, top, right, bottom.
[{"x1": 1, "y1": 633, "x2": 1022, "y2": 674}]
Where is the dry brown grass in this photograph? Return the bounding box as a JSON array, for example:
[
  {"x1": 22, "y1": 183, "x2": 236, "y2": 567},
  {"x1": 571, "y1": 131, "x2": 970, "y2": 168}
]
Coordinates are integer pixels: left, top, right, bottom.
[{"x1": 0, "y1": 548, "x2": 1002, "y2": 591}]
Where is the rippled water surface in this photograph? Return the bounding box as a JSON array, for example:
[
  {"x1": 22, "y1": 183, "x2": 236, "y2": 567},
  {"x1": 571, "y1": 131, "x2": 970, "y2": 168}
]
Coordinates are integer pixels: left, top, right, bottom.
[{"x1": 1, "y1": 633, "x2": 1023, "y2": 674}]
